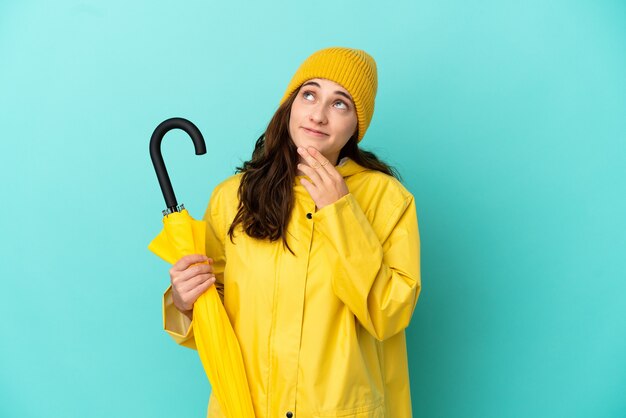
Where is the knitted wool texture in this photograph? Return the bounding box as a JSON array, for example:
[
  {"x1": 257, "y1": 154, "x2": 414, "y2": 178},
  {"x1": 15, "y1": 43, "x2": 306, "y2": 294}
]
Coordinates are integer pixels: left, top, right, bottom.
[{"x1": 279, "y1": 47, "x2": 378, "y2": 142}]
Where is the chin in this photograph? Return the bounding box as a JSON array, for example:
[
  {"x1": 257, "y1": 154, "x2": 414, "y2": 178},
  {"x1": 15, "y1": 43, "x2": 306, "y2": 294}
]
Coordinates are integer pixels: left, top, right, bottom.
[{"x1": 293, "y1": 137, "x2": 323, "y2": 149}]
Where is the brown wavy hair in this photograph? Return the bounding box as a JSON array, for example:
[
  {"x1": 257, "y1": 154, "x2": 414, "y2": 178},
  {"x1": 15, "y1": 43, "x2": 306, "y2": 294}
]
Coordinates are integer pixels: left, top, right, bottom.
[{"x1": 227, "y1": 88, "x2": 400, "y2": 253}]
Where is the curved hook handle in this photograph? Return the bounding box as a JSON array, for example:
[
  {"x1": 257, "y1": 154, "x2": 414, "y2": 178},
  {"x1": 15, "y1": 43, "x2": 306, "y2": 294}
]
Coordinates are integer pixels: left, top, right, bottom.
[{"x1": 149, "y1": 117, "x2": 206, "y2": 213}]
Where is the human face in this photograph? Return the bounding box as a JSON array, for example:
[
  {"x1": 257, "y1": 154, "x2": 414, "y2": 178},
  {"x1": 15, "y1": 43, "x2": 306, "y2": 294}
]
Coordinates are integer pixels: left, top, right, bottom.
[{"x1": 288, "y1": 78, "x2": 358, "y2": 166}]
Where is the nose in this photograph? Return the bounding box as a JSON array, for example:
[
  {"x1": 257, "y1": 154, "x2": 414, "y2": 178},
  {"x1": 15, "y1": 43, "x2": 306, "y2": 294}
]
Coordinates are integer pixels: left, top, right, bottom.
[{"x1": 309, "y1": 103, "x2": 328, "y2": 125}]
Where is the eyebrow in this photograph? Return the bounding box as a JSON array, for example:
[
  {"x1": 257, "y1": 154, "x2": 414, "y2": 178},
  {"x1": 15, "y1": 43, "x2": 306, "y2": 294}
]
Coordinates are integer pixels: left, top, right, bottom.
[{"x1": 302, "y1": 81, "x2": 353, "y2": 103}]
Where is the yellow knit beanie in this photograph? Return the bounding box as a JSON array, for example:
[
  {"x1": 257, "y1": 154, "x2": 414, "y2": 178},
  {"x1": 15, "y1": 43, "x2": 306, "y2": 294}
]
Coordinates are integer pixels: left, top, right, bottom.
[{"x1": 279, "y1": 47, "x2": 378, "y2": 142}]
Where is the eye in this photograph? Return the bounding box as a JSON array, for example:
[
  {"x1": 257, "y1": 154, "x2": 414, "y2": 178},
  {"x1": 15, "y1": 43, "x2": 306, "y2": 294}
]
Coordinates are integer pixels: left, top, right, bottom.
[
  {"x1": 334, "y1": 100, "x2": 348, "y2": 110},
  {"x1": 302, "y1": 91, "x2": 315, "y2": 101}
]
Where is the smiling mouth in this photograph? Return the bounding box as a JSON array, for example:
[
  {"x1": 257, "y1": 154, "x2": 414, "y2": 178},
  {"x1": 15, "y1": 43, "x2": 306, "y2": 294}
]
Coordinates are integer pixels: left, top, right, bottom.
[{"x1": 301, "y1": 127, "x2": 328, "y2": 136}]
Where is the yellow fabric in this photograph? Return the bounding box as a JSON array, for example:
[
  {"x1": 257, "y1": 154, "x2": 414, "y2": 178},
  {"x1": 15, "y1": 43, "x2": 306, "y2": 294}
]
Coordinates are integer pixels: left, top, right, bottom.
[
  {"x1": 163, "y1": 158, "x2": 421, "y2": 417},
  {"x1": 279, "y1": 47, "x2": 378, "y2": 142},
  {"x1": 149, "y1": 210, "x2": 255, "y2": 417},
  {"x1": 148, "y1": 209, "x2": 206, "y2": 265}
]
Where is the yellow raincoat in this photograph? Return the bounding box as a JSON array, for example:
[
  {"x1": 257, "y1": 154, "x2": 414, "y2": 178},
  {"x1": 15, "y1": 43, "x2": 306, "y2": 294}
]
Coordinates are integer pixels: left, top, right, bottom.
[{"x1": 162, "y1": 157, "x2": 421, "y2": 417}]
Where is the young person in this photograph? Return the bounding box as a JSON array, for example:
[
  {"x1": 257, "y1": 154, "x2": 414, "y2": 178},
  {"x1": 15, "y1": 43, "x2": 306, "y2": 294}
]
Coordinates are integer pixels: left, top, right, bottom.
[{"x1": 162, "y1": 46, "x2": 421, "y2": 418}]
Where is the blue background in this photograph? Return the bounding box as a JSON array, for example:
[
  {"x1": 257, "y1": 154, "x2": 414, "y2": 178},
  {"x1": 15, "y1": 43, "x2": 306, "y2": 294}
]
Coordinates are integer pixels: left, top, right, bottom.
[{"x1": 1, "y1": 1, "x2": 625, "y2": 417}]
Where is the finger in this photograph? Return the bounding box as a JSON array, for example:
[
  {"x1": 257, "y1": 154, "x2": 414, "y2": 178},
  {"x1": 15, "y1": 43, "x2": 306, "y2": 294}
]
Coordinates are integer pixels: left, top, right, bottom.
[
  {"x1": 297, "y1": 147, "x2": 325, "y2": 171},
  {"x1": 182, "y1": 263, "x2": 214, "y2": 280},
  {"x1": 308, "y1": 147, "x2": 342, "y2": 180},
  {"x1": 189, "y1": 277, "x2": 216, "y2": 303},
  {"x1": 297, "y1": 148, "x2": 333, "y2": 187},
  {"x1": 172, "y1": 263, "x2": 213, "y2": 288},
  {"x1": 177, "y1": 276, "x2": 213, "y2": 311},
  {"x1": 181, "y1": 273, "x2": 214, "y2": 293},
  {"x1": 306, "y1": 147, "x2": 333, "y2": 174},
  {"x1": 302, "y1": 147, "x2": 336, "y2": 184},
  {"x1": 171, "y1": 254, "x2": 209, "y2": 272},
  {"x1": 297, "y1": 163, "x2": 323, "y2": 186},
  {"x1": 299, "y1": 178, "x2": 318, "y2": 200}
]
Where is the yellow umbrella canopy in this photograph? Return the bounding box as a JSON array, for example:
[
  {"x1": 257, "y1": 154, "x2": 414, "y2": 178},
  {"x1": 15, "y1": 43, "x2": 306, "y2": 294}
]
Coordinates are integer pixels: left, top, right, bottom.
[{"x1": 148, "y1": 118, "x2": 255, "y2": 417}]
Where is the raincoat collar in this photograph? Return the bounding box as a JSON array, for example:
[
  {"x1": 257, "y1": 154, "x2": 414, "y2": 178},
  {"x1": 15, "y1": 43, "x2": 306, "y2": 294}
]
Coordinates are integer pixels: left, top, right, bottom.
[{"x1": 335, "y1": 157, "x2": 369, "y2": 178}]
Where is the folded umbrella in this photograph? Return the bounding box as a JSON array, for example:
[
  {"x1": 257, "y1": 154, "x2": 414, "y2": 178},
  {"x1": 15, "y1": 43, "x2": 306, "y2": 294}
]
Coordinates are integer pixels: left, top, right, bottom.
[{"x1": 148, "y1": 117, "x2": 255, "y2": 417}]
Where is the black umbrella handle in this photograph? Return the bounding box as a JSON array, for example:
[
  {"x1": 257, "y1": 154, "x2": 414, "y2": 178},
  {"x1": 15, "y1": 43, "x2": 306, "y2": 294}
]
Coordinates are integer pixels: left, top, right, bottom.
[{"x1": 149, "y1": 117, "x2": 206, "y2": 214}]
